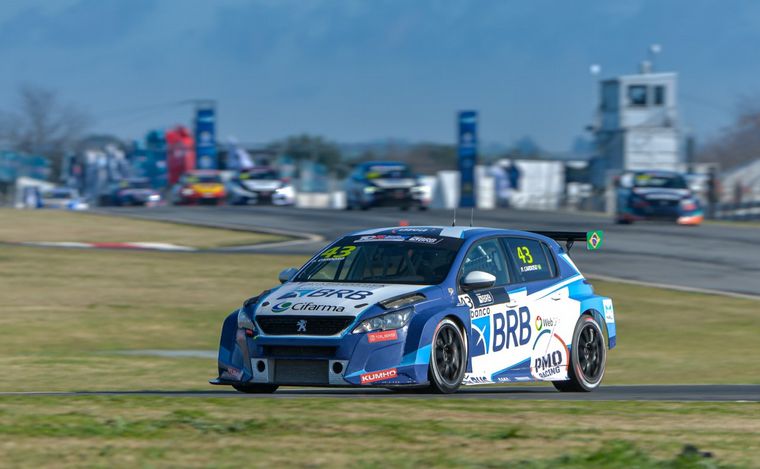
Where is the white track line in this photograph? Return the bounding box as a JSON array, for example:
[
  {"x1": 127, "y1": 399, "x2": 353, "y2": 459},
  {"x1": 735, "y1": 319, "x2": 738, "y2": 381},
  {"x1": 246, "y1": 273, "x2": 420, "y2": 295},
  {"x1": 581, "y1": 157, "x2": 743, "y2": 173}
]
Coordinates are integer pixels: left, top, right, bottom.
[{"x1": 587, "y1": 273, "x2": 760, "y2": 301}]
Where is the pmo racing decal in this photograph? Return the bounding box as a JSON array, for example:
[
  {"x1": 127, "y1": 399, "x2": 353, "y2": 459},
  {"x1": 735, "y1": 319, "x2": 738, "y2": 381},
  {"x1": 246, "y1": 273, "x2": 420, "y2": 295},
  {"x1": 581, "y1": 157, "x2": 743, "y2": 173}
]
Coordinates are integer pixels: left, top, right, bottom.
[{"x1": 530, "y1": 317, "x2": 569, "y2": 381}]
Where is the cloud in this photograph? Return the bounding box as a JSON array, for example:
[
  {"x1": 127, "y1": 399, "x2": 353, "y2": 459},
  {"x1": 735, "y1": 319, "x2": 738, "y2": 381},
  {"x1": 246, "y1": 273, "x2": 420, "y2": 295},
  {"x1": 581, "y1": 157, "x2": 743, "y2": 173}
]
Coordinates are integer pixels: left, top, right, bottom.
[{"x1": 0, "y1": 0, "x2": 157, "y2": 49}]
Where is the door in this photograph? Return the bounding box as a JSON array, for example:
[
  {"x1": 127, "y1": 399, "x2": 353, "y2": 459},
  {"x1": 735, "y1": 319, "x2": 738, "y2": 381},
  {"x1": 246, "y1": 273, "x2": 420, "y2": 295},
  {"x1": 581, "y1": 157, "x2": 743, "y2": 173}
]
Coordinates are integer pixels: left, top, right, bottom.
[{"x1": 458, "y1": 238, "x2": 533, "y2": 384}]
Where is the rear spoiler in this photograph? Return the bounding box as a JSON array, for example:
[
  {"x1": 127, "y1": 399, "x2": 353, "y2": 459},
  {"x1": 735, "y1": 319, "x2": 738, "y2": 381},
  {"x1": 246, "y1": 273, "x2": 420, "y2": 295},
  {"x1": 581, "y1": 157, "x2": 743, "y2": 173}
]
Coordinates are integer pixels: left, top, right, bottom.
[{"x1": 530, "y1": 230, "x2": 604, "y2": 252}]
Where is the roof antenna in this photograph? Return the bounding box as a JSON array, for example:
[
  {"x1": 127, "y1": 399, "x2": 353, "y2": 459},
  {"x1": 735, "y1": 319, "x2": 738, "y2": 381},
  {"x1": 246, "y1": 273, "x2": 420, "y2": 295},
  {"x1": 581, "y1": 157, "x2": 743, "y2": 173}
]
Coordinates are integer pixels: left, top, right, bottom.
[
  {"x1": 451, "y1": 207, "x2": 457, "y2": 226},
  {"x1": 470, "y1": 207, "x2": 474, "y2": 227}
]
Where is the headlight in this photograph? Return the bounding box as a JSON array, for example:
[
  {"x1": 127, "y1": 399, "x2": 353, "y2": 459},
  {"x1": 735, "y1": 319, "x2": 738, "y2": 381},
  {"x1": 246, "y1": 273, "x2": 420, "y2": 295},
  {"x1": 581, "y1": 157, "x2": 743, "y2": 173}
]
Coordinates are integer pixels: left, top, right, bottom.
[
  {"x1": 148, "y1": 194, "x2": 161, "y2": 201},
  {"x1": 181, "y1": 188, "x2": 195, "y2": 196},
  {"x1": 380, "y1": 293, "x2": 425, "y2": 310},
  {"x1": 352, "y1": 307, "x2": 413, "y2": 334},
  {"x1": 237, "y1": 308, "x2": 255, "y2": 331},
  {"x1": 363, "y1": 186, "x2": 378, "y2": 194},
  {"x1": 680, "y1": 198, "x2": 698, "y2": 211}
]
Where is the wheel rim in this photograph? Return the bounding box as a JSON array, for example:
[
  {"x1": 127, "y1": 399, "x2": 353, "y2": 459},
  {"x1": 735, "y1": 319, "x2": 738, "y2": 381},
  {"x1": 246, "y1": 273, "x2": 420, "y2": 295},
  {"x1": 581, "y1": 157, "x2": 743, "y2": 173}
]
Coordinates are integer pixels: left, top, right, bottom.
[
  {"x1": 577, "y1": 323, "x2": 604, "y2": 383},
  {"x1": 434, "y1": 325, "x2": 463, "y2": 385}
]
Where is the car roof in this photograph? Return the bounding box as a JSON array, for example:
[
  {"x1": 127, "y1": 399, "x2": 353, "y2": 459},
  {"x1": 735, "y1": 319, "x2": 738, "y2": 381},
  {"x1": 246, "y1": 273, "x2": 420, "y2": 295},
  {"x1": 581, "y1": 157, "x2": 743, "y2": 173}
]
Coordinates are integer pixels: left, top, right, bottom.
[{"x1": 349, "y1": 226, "x2": 544, "y2": 240}]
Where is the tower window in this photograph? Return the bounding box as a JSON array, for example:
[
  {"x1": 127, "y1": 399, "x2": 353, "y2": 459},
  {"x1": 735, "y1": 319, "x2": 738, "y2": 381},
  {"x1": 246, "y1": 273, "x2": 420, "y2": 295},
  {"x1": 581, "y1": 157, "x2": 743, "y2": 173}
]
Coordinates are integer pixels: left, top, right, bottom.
[
  {"x1": 627, "y1": 85, "x2": 648, "y2": 107},
  {"x1": 653, "y1": 85, "x2": 666, "y2": 106}
]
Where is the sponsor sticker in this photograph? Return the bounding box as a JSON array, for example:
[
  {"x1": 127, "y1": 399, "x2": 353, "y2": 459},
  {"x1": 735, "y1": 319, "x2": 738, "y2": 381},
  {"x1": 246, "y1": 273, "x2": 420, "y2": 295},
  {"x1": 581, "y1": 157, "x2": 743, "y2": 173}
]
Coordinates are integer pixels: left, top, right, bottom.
[
  {"x1": 530, "y1": 330, "x2": 569, "y2": 381},
  {"x1": 603, "y1": 298, "x2": 615, "y2": 323},
  {"x1": 475, "y1": 292, "x2": 493, "y2": 305},
  {"x1": 360, "y1": 368, "x2": 398, "y2": 384},
  {"x1": 356, "y1": 235, "x2": 407, "y2": 242},
  {"x1": 406, "y1": 236, "x2": 442, "y2": 244},
  {"x1": 367, "y1": 330, "x2": 398, "y2": 343}
]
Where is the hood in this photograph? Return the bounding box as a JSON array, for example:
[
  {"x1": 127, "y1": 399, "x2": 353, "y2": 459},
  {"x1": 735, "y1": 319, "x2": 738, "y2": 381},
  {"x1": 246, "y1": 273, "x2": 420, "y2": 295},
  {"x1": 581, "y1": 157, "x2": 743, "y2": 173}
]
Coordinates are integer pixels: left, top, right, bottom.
[
  {"x1": 119, "y1": 188, "x2": 158, "y2": 198},
  {"x1": 633, "y1": 187, "x2": 690, "y2": 200},
  {"x1": 370, "y1": 178, "x2": 417, "y2": 189},
  {"x1": 241, "y1": 180, "x2": 282, "y2": 191},
  {"x1": 256, "y1": 281, "x2": 427, "y2": 317}
]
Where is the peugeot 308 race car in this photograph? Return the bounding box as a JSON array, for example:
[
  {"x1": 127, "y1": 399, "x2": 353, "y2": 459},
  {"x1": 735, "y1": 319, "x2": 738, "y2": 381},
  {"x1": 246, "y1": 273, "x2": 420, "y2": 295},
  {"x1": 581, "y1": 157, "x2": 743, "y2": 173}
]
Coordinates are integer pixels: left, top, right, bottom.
[
  {"x1": 615, "y1": 170, "x2": 704, "y2": 225},
  {"x1": 211, "y1": 226, "x2": 615, "y2": 394}
]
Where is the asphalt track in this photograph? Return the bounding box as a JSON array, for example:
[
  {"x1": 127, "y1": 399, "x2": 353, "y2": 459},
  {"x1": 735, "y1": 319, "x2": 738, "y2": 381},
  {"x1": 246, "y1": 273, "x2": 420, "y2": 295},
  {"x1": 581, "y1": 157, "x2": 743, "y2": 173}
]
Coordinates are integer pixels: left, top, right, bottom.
[
  {"x1": 97, "y1": 205, "x2": 760, "y2": 297},
  {"x1": 3, "y1": 385, "x2": 759, "y2": 401}
]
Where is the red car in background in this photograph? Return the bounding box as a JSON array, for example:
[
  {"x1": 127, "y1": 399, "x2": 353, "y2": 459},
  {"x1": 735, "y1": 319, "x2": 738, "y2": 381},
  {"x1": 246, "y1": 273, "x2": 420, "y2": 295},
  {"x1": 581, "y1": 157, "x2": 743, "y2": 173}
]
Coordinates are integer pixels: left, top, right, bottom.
[{"x1": 171, "y1": 170, "x2": 226, "y2": 205}]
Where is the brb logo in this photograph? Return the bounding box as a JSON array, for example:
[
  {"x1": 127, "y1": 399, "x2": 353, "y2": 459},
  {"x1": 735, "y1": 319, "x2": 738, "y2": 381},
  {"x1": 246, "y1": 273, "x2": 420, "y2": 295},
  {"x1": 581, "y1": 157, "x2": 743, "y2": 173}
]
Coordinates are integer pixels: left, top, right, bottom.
[
  {"x1": 278, "y1": 288, "x2": 373, "y2": 301},
  {"x1": 471, "y1": 306, "x2": 532, "y2": 357}
]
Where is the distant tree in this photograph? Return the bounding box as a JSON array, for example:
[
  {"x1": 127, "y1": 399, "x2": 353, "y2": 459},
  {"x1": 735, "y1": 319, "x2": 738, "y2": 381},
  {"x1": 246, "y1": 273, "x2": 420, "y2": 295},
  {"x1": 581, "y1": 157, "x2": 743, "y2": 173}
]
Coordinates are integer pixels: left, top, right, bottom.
[
  {"x1": 0, "y1": 84, "x2": 90, "y2": 179},
  {"x1": 270, "y1": 134, "x2": 342, "y2": 169},
  {"x1": 698, "y1": 100, "x2": 760, "y2": 169}
]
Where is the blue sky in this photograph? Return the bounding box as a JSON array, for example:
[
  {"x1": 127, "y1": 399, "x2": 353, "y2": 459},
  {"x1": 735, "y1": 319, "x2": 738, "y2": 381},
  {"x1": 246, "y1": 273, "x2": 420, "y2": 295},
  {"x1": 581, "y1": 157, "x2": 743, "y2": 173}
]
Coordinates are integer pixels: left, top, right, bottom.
[{"x1": 0, "y1": 0, "x2": 757, "y2": 150}]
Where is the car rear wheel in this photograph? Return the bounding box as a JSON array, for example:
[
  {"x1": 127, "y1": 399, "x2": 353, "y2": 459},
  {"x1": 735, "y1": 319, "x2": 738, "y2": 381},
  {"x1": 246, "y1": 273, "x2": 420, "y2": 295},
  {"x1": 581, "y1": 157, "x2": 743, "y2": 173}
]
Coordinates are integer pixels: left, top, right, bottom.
[
  {"x1": 232, "y1": 383, "x2": 279, "y2": 394},
  {"x1": 428, "y1": 319, "x2": 467, "y2": 394},
  {"x1": 553, "y1": 315, "x2": 606, "y2": 392}
]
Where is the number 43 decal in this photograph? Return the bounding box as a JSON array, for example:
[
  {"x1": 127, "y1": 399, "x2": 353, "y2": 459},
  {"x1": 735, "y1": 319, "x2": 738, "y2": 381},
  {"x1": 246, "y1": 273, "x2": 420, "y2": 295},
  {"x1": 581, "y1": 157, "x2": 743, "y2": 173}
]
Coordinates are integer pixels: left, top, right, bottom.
[
  {"x1": 321, "y1": 245, "x2": 356, "y2": 259},
  {"x1": 516, "y1": 246, "x2": 533, "y2": 264}
]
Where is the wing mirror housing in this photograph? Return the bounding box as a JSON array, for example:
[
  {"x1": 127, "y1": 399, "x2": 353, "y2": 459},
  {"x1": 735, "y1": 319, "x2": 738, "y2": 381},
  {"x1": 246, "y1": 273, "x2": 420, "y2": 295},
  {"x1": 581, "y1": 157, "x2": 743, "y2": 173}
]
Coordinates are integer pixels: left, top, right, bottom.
[
  {"x1": 278, "y1": 267, "x2": 298, "y2": 284},
  {"x1": 460, "y1": 271, "x2": 497, "y2": 292}
]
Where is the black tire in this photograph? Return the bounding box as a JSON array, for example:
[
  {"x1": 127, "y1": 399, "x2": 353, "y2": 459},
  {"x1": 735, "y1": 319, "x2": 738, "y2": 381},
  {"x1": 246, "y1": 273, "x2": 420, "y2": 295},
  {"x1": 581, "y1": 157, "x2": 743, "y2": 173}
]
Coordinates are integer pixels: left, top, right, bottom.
[
  {"x1": 232, "y1": 383, "x2": 279, "y2": 394},
  {"x1": 553, "y1": 315, "x2": 606, "y2": 392},
  {"x1": 428, "y1": 318, "x2": 467, "y2": 394}
]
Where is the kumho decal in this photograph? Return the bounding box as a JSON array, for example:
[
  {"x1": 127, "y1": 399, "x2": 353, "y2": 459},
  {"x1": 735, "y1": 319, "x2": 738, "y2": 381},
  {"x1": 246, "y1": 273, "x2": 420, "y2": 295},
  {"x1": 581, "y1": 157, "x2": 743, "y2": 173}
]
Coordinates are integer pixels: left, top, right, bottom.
[{"x1": 360, "y1": 368, "x2": 398, "y2": 384}]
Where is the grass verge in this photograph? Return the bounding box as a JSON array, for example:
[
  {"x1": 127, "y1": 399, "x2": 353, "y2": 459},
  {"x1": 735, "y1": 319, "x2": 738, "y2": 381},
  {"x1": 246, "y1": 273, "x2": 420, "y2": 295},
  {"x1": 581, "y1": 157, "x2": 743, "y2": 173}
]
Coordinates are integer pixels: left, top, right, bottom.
[
  {"x1": 0, "y1": 397, "x2": 757, "y2": 467},
  {"x1": 0, "y1": 208, "x2": 285, "y2": 248}
]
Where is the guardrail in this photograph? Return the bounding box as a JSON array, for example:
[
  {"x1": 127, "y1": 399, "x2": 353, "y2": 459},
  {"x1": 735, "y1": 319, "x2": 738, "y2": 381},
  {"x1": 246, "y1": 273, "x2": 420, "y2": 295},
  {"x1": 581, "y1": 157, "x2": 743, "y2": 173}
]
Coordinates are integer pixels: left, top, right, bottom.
[{"x1": 713, "y1": 201, "x2": 760, "y2": 221}]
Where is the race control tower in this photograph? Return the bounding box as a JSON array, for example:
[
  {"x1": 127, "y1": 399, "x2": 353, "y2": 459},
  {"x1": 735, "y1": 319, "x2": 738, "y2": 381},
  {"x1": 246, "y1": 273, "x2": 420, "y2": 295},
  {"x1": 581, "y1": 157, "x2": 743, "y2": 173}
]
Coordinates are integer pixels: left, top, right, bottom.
[{"x1": 592, "y1": 62, "x2": 681, "y2": 185}]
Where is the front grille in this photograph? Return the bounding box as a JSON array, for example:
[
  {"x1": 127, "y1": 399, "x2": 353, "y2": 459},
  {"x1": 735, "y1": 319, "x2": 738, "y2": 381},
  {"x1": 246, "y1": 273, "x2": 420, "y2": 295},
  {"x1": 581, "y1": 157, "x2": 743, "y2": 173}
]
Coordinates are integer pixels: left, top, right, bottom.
[
  {"x1": 256, "y1": 315, "x2": 355, "y2": 336},
  {"x1": 263, "y1": 346, "x2": 337, "y2": 358},
  {"x1": 274, "y1": 359, "x2": 328, "y2": 385}
]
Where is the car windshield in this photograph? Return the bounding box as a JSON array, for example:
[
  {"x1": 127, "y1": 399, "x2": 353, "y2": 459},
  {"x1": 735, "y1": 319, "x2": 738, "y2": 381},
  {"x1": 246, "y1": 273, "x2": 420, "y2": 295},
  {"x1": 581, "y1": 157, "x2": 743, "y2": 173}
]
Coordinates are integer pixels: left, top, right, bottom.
[
  {"x1": 365, "y1": 165, "x2": 413, "y2": 179},
  {"x1": 634, "y1": 173, "x2": 688, "y2": 189},
  {"x1": 240, "y1": 169, "x2": 278, "y2": 180},
  {"x1": 294, "y1": 234, "x2": 463, "y2": 285},
  {"x1": 125, "y1": 180, "x2": 150, "y2": 189},
  {"x1": 185, "y1": 174, "x2": 221, "y2": 183},
  {"x1": 44, "y1": 189, "x2": 75, "y2": 199}
]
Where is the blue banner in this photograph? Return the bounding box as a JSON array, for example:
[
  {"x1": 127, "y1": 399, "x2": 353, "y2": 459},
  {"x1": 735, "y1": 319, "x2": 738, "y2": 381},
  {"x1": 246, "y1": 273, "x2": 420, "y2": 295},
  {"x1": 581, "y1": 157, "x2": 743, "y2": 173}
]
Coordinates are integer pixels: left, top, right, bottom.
[
  {"x1": 194, "y1": 106, "x2": 217, "y2": 169},
  {"x1": 458, "y1": 111, "x2": 478, "y2": 208}
]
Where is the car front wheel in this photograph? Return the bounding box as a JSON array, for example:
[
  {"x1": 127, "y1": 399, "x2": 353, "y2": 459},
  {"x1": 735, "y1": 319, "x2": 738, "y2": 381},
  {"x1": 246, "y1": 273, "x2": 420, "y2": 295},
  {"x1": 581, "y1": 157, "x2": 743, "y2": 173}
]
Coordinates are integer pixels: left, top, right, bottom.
[
  {"x1": 428, "y1": 318, "x2": 467, "y2": 394},
  {"x1": 553, "y1": 315, "x2": 606, "y2": 392}
]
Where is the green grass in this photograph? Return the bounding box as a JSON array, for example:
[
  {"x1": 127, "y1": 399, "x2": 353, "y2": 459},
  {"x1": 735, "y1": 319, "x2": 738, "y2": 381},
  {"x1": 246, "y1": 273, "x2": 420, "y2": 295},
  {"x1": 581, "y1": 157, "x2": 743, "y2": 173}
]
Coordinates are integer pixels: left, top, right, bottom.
[
  {"x1": 1, "y1": 243, "x2": 758, "y2": 392},
  {"x1": 0, "y1": 208, "x2": 285, "y2": 248},
  {"x1": 0, "y1": 397, "x2": 756, "y2": 467},
  {"x1": 2, "y1": 215, "x2": 760, "y2": 467}
]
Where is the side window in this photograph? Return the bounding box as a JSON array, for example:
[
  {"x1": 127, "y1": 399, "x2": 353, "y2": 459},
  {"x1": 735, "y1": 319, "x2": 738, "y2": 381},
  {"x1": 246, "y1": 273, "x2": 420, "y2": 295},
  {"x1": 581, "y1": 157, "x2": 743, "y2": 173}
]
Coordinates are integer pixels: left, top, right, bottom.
[
  {"x1": 459, "y1": 239, "x2": 509, "y2": 287},
  {"x1": 505, "y1": 238, "x2": 555, "y2": 283}
]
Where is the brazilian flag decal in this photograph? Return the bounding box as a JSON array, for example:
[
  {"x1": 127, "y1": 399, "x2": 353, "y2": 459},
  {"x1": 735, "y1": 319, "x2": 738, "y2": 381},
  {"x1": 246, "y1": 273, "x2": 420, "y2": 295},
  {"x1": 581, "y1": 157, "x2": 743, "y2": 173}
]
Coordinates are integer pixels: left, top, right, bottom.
[{"x1": 586, "y1": 230, "x2": 603, "y2": 250}]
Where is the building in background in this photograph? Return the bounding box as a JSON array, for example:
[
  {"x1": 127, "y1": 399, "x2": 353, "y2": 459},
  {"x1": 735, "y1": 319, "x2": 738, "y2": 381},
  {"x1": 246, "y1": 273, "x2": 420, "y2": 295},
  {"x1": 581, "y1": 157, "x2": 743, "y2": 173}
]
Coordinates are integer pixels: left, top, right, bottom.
[{"x1": 592, "y1": 67, "x2": 680, "y2": 188}]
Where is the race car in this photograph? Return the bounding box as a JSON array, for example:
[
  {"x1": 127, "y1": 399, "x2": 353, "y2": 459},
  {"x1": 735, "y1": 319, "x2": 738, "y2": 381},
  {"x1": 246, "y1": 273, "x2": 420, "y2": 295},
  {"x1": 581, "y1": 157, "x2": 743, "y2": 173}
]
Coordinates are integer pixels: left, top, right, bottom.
[
  {"x1": 345, "y1": 161, "x2": 427, "y2": 210},
  {"x1": 170, "y1": 170, "x2": 226, "y2": 205},
  {"x1": 39, "y1": 187, "x2": 89, "y2": 210},
  {"x1": 211, "y1": 226, "x2": 615, "y2": 394},
  {"x1": 227, "y1": 167, "x2": 295, "y2": 206},
  {"x1": 101, "y1": 178, "x2": 162, "y2": 207},
  {"x1": 615, "y1": 170, "x2": 704, "y2": 225}
]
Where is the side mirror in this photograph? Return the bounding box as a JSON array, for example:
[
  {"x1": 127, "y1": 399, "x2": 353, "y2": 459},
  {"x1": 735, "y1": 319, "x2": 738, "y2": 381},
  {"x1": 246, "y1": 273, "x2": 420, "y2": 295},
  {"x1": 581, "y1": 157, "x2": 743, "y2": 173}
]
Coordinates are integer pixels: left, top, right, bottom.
[
  {"x1": 460, "y1": 271, "x2": 497, "y2": 292},
  {"x1": 278, "y1": 267, "x2": 298, "y2": 284}
]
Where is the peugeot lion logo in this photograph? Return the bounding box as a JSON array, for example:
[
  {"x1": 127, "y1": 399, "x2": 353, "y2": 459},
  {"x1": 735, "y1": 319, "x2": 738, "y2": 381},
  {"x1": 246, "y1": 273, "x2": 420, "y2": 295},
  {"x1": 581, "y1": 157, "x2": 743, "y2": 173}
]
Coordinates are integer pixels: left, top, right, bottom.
[{"x1": 296, "y1": 319, "x2": 308, "y2": 333}]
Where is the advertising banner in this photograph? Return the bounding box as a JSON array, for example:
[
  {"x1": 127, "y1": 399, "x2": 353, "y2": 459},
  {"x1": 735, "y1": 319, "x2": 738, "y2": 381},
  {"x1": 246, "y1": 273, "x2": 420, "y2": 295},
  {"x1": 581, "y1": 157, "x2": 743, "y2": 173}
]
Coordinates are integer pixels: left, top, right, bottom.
[
  {"x1": 458, "y1": 111, "x2": 478, "y2": 208},
  {"x1": 194, "y1": 105, "x2": 217, "y2": 169}
]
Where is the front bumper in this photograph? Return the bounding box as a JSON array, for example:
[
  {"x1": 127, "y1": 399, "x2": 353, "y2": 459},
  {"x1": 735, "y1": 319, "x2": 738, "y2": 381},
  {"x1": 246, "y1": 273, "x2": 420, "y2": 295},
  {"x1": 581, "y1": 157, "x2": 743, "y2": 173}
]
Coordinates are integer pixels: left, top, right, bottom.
[{"x1": 214, "y1": 325, "x2": 429, "y2": 387}]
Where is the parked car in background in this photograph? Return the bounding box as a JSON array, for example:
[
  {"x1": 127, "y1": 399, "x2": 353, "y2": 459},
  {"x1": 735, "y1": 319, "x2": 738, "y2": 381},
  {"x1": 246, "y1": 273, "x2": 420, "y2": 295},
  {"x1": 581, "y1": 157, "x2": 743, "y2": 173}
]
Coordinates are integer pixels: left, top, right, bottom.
[
  {"x1": 170, "y1": 170, "x2": 226, "y2": 205},
  {"x1": 615, "y1": 170, "x2": 704, "y2": 225},
  {"x1": 227, "y1": 167, "x2": 295, "y2": 206},
  {"x1": 101, "y1": 178, "x2": 162, "y2": 207},
  {"x1": 40, "y1": 187, "x2": 89, "y2": 210},
  {"x1": 345, "y1": 161, "x2": 427, "y2": 210}
]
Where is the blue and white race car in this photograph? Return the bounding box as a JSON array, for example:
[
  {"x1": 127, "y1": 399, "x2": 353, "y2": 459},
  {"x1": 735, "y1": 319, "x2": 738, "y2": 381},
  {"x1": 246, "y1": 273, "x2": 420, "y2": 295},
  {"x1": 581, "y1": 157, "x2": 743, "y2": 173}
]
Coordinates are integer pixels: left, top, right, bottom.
[{"x1": 211, "y1": 226, "x2": 615, "y2": 393}]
